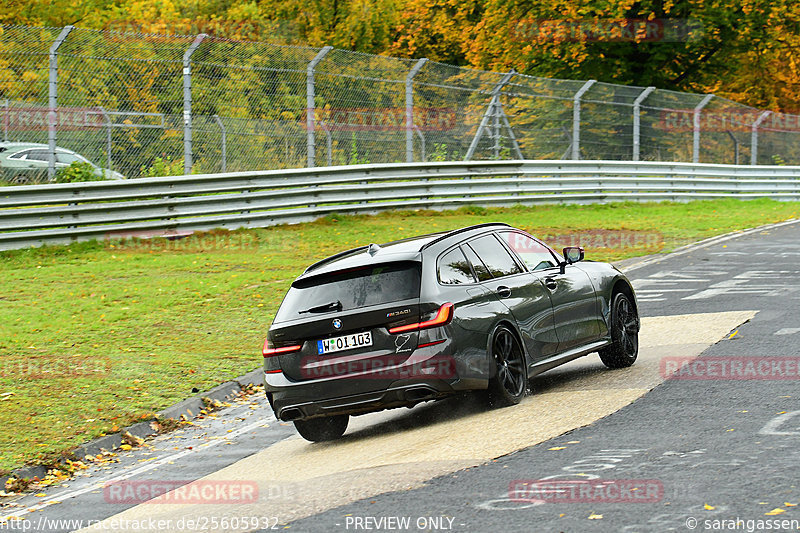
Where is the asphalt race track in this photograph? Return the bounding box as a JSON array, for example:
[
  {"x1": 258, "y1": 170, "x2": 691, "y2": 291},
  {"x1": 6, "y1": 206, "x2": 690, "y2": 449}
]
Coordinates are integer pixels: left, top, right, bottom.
[{"x1": 2, "y1": 219, "x2": 799, "y2": 533}]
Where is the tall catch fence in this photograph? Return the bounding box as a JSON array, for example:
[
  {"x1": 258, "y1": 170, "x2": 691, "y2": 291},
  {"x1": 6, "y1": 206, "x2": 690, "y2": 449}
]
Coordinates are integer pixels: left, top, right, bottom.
[{"x1": 2, "y1": 24, "x2": 800, "y2": 182}]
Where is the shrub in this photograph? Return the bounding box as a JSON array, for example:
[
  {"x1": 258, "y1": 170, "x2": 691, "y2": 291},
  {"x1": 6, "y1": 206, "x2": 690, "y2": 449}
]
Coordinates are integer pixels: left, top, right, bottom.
[
  {"x1": 54, "y1": 162, "x2": 104, "y2": 183},
  {"x1": 140, "y1": 156, "x2": 185, "y2": 177}
]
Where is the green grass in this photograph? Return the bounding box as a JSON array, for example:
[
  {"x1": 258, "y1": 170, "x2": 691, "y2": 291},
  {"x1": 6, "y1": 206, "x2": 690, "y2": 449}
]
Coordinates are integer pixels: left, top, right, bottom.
[{"x1": 1, "y1": 198, "x2": 799, "y2": 475}]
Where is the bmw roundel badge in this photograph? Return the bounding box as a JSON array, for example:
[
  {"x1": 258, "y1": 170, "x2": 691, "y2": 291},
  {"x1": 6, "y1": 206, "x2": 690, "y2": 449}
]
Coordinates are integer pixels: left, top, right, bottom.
[{"x1": 332, "y1": 319, "x2": 342, "y2": 329}]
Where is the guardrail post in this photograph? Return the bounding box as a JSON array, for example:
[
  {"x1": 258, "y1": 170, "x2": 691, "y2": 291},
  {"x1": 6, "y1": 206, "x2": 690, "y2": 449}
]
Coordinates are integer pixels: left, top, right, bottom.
[
  {"x1": 307, "y1": 46, "x2": 333, "y2": 168},
  {"x1": 405, "y1": 58, "x2": 428, "y2": 163},
  {"x1": 212, "y1": 114, "x2": 226, "y2": 172},
  {"x1": 183, "y1": 33, "x2": 208, "y2": 175},
  {"x1": 632, "y1": 86, "x2": 655, "y2": 161},
  {"x1": 48, "y1": 25, "x2": 74, "y2": 181},
  {"x1": 572, "y1": 79, "x2": 596, "y2": 160},
  {"x1": 692, "y1": 94, "x2": 714, "y2": 163},
  {"x1": 465, "y1": 70, "x2": 516, "y2": 160},
  {"x1": 750, "y1": 111, "x2": 771, "y2": 165}
]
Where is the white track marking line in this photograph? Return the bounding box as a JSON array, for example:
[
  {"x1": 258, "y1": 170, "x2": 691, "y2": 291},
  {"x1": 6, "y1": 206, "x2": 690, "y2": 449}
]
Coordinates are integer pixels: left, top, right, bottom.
[
  {"x1": 0, "y1": 418, "x2": 270, "y2": 522},
  {"x1": 623, "y1": 218, "x2": 800, "y2": 273}
]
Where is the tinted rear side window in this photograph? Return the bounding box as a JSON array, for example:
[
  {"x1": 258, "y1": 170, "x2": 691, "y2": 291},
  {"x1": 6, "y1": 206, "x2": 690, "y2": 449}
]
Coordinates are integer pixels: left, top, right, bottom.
[
  {"x1": 467, "y1": 235, "x2": 523, "y2": 279},
  {"x1": 274, "y1": 262, "x2": 421, "y2": 323},
  {"x1": 438, "y1": 247, "x2": 476, "y2": 285},
  {"x1": 461, "y1": 244, "x2": 493, "y2": 282}
]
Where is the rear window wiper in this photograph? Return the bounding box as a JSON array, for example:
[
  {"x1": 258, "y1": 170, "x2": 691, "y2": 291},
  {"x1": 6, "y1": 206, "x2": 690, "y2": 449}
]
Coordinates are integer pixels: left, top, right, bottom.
[{"x1": 298, "y1": 300, "x2": 343, "y2": 314}]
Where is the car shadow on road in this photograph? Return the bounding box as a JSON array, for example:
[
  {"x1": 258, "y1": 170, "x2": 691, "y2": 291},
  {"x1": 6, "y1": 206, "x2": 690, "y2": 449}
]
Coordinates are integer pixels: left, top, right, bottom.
[
  {"x1": 338, "y1": 392, "x2": 492, "y2": 442},
  {"x1": 530, "y1": 356, "x2": 612, "y2": 394},
  {"x1": 334, "y1": 357, "x2": 612, "y2": 443}
]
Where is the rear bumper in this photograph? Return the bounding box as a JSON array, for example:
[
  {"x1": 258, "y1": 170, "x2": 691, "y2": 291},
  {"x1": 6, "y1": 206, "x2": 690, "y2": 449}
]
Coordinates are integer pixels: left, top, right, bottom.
[
  {"x1": 266, "y1": 378, "x2": 458, "y2": 421},
  {"x1": 264, "y1": 337, "x2": 489, "y2": 421}
]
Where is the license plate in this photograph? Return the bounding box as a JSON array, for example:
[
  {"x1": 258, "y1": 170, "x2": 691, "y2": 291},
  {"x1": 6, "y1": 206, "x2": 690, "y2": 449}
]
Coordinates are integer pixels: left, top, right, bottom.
[{"x1": 317, "y1": 331, "x2": 373, "y2": 355}]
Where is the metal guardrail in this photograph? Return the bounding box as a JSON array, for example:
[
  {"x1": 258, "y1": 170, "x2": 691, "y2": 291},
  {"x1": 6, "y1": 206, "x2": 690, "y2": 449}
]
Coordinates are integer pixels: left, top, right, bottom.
[{"x1": 1, "y1": 160, "x2": 800, "y2": 251}]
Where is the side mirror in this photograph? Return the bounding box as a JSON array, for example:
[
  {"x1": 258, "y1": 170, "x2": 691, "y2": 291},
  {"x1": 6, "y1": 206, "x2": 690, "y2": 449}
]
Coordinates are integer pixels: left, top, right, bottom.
[
  {"x1": 563, "y1": 246, "x2": 585, "y2": 264},
  {"x1": 560, "y1": 246, "x2": 584, "y2": 273}
]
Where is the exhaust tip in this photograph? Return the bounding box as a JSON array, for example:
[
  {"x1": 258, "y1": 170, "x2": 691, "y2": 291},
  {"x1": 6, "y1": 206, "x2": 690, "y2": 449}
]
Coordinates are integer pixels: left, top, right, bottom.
[
  {"x1": 404, "y1": 387, "x2": 437, "y2": 403},
  {"x1": 280, "y1": 408, "x2": 303, "y2": 421}
]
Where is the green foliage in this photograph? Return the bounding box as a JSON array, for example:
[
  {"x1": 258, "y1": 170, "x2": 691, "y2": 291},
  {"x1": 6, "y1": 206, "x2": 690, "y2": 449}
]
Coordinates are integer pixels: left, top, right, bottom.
[
  {"x1": 54, "y1": 162, "x2": 104, "y2": 183},
  {"x1": 772, "y1": 155, "x2": 787, "y2": 165},
  {"x1": 348, "y1": 133, "x2": 370, "y2": 165},
  {"x1": 6, "y1": 0, "x2": 800, "y2": 112},
  {"x1": 429, "y1": 143, "x2": 449, "y2": 162},
  {"x1": 456, "y1": 205, "x2": 489, "y2": 216},
  {"x1": 140, "y1": 156, "x2": 185, "y2": 178}
]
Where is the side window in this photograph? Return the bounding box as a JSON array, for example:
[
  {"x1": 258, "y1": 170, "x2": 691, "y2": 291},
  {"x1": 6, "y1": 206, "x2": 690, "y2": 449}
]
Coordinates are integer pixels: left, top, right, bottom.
[
  {"x1": 467, "y1": 235, "x2": 523, "y2": 279},
  {"x1": 499, "y1": 231, "x2": 559, "y2": 271},
  {"x1": 461, "y1": 243, "x2": 493, "y2": 282},
  {"x1": 8, "y1": 149, "x2": 31, "y2": 160},
  {"x1": 438, "y1": 247, "x2": 476, "y2": 285},
  {"x1": 27, "y1": 150, "x2": 49, "y2": 161}
]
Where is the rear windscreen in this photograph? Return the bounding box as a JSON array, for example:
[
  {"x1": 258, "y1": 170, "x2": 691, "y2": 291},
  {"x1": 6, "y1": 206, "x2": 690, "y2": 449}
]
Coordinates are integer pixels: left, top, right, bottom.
[{"x1": 273, "y1": 262, "x2": 421, "y2": 323}]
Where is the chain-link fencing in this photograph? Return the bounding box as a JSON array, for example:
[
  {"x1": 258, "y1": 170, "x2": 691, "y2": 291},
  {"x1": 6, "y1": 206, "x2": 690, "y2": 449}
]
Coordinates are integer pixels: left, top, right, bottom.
[{"x1": 2, "y1": 23, "x2": 800, "y2": 183}]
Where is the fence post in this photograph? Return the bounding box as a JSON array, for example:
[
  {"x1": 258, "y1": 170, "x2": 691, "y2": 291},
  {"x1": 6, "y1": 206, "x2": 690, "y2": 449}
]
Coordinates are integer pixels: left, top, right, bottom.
[
  {"x1": 97, "y1": 106, "x2": 112, "y2": 171},
  {"x1": 572, "y1": 79, "x2": 596, "y2": 160},
  {"x1": 413, "y1": 125, "x2": 426, "y2": 161},
  {"x1": 183, "y1": 33, "x2": 208, "y2": 175},
  {"x1": 692, "y1": 94, "x2": 714, "y2": 164},
  {"x1": 465, "y1": 70, "x2": 516, "y2": 160},
  {"x1": 318, "y1": 121, "x2": 333, "y2": 166},
  {"x1": 750, "y1": 111, "x2": 771, "y2": 165},
  {"x1": 406, "y1": 58, "x2": 428, "y2": 163},
  {"x1": 306, "y1": 46, "x2": 333, "y2": 168},
  {"x1": 2, "y1": 99, "x2": 8, "y2": 142},
  {"x1": 48, "y1": 25, "x2": 74, "y2": 181},
  {"x1": 212, "y1": 115, "x2": 227, "y2": 172},
  {"x1": 632, "y1": 86, "x2": 655, "y2": 161}
]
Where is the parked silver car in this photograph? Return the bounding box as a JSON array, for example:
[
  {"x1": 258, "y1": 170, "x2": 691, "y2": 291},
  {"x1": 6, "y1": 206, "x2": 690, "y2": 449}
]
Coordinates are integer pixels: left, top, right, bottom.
[{"x1": 0, "y1": 142, "x2": 125, "y2": 183}]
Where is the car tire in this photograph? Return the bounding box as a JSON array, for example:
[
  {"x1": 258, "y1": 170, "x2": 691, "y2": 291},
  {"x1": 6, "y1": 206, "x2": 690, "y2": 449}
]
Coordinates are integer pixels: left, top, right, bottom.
[
  {"x1": 293, "y1": 415, "x2": 349, "y2": 442},
  {"x1": 486, "y1": 325, "x2": 528, "y2": 407},
  {"x1": 599, "y1": 292, "x2": 639, "y2": 368}
]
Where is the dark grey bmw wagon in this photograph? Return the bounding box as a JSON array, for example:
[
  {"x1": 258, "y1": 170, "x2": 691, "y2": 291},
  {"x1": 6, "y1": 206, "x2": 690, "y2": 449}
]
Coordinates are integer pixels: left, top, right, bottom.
[{"x1": 263, "y1": 223, "x2": 639, "y2": 441}]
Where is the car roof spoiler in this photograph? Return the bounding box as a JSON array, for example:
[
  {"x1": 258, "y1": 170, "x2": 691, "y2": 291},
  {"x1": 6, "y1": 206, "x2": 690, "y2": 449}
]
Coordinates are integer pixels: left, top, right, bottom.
[{"x1": 303, "y1": 245, "x2": 370, "y2": 274}]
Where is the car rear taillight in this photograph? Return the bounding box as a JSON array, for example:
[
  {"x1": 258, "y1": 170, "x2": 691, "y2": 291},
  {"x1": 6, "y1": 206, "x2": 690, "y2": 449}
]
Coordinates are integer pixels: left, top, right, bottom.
[
  {"x1": 388, "y1": 303, "x2": 453, "y2": 334},
  {"x1": 263, "y1": 338, "x2": 302, "y2": 358}
]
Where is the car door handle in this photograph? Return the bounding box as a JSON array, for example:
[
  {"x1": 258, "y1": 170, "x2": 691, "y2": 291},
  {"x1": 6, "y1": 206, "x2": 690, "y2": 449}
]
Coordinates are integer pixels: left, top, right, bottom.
[
  {"x1": 544, "y1": 277, "x2": 558, "y2": 290},
  {"x1": 496, "y1": 286, "x2": 512, "y2": 298}
]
